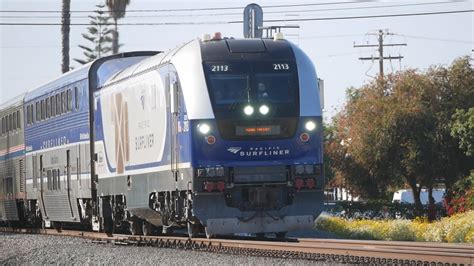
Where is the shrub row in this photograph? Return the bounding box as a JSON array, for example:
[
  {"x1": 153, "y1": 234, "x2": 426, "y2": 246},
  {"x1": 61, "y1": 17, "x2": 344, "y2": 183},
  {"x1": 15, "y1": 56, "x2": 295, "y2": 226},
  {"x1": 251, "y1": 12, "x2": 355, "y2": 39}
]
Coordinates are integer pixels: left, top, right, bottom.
[
  {"x1": 315, "y1": 211, "x2": 474, "y2": 243},
  {"x1": 326, "y1": 200, "x2": 446, "y2": 220}
]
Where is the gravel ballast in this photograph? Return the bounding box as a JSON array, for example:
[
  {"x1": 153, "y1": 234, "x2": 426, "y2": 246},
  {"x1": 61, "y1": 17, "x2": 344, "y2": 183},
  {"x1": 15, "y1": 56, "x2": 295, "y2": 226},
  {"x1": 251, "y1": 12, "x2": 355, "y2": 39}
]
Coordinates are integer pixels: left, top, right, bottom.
[{"x1": 0, "y1": 232, "x2": 330, "y2": 265}]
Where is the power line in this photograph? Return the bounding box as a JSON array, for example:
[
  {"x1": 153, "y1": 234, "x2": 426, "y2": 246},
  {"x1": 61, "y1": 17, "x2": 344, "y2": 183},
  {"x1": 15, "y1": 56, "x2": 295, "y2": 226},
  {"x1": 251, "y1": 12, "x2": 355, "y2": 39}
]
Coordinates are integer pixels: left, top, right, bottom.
[
  {"x1": 0, "y1": 1, "x2": 374, "y2": 13},
  {"x1": 257, "y1": 9, "x2": 473, "y2": 23},
  {"x1": 402, "y1": 34, "x2": 471, "y2": 44},
  {"x1": 265, "y1": 1, "x2": 463, "y2": 15},
  {"x1": 0, "y1": 9, "x2": 471, "y2": 26},
  {"x1": 0, "y1": 1, "x2": 465, "y2": 19}
]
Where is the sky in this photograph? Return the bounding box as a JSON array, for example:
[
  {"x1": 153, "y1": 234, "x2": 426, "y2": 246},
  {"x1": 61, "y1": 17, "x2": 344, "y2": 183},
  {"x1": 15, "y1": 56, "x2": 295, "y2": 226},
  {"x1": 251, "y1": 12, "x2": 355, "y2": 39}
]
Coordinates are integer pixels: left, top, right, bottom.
[{"x1": 0, "y1": 0, "x2": 472, "y2": 120}]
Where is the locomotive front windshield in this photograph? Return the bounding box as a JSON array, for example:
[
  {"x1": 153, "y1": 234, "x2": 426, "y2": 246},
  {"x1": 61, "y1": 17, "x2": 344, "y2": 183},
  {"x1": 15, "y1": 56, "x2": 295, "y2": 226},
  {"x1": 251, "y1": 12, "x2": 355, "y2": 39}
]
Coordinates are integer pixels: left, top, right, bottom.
[{"x1": 204, "y1": 61, "x2": 299, "y2": 119}]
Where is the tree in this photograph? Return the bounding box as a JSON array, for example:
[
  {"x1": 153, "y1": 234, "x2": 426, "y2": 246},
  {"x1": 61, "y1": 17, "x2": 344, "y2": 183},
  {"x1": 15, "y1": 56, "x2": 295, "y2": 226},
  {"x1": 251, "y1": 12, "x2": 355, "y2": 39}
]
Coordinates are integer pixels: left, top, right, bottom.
[
  {"x1": 74, "y1": 4, "x2": 113, "y2": 65},
  {"x1": 61, "y1": 0, "x2": 71, "y2": 73},
  {"x1": 106, "y1": 0, "x2": 130, "y2": 54},
  {"x1": 451, "y1": 107, "x2": 474, "y2": 156},
  {"x1": 327, "y1": 56, "x2": 473, "y2": 214}
]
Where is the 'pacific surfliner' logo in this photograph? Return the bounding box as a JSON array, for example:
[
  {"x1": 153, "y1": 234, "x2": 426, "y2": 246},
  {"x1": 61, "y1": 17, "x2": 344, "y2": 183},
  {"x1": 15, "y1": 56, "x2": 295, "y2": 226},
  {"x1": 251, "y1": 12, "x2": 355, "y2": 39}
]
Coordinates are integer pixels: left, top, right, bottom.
[{"x1": 227, "y1": 146, "x2": 290, "y2": 157}]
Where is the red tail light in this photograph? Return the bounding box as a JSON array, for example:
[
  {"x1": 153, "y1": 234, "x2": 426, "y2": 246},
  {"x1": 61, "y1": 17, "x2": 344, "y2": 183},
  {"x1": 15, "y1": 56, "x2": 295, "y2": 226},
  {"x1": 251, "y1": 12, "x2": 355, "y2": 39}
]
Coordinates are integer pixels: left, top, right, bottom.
[
  {"x1": 294, "y1": 178, "x2": 304, "y2": 190},
  {"x1": 306, "y1": 178, "x2": 316, "y2": 189},
  {"x1": 216, "y1": 181, "x2": 225, "y2": 192},
  {"x1": 206, "y1": 135, "x2": 216, "y2": 145},
  {"x1": 300, "y1": 133, "x2": 310, "y2": 142}
]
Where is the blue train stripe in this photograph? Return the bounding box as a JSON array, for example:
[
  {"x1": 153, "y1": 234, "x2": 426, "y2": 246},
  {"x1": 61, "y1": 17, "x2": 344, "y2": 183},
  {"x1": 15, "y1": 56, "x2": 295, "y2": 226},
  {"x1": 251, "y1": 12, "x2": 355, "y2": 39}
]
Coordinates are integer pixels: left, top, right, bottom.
[{"x1": 26, "y1": 123, "x2": 89, "y2": 139}]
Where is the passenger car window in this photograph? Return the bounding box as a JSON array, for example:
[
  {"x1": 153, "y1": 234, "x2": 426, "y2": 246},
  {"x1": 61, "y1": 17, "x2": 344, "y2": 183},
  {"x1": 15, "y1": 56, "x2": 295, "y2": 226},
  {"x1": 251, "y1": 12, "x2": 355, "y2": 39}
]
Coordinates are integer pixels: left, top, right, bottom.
[
  {"x1": 56, "y1": 94, "x2": 61, "y2": 115},
  {"x1": 67, "y1": 89, "x2": 72, "y2": 112},
  {"x1": 17, "y1": 110, "x2": 21, "y2": 129},
  {"x1": 74, "y1": 87, "x2": 79, "y2": 110},
  {"x1": 46, "y1": 97, "x2": 50, "y2": 119},
  {"x1": 36, "y1": 102, "x2": 40, "y2": 122},
  {"x1": 41, "y1": 100, "x2": 45, "y2": 120},
  {"x1": 61, "y1": 91, "x2": 66, "y2": 113}
]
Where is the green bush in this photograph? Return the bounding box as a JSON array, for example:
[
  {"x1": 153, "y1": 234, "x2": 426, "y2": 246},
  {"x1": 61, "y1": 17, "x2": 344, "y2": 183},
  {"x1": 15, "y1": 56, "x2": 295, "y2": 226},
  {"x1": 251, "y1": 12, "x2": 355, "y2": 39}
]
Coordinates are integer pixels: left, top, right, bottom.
[
  {"x1": 315, "y1": 211, "x2": 474, "y2": 243},
  {"x1": 327, "y1": 199, "x2": 446, "y2": 219}
]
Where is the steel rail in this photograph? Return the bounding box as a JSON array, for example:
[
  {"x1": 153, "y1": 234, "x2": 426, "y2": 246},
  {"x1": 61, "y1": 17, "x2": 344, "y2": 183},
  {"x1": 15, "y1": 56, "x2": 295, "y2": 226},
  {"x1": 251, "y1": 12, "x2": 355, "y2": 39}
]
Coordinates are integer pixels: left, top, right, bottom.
[{"x1": 1, "y1": 227, "x2": 473, "y2": 265}]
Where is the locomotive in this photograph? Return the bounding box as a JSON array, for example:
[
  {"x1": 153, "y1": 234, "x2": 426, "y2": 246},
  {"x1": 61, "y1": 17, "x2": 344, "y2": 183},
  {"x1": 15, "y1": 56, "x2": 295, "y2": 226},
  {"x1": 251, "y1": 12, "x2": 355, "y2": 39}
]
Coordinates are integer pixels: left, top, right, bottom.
[{"x1": 0, "y1": 33, "x2": 324, "y2": 238}]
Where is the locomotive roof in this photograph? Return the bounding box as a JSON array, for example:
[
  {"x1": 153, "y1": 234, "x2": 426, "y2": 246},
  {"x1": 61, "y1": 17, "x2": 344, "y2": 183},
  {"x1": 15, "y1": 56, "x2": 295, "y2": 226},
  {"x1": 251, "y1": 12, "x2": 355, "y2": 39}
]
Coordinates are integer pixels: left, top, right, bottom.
[{"x1": 101, "y1": 41, "x2": 192, "y2": 88}]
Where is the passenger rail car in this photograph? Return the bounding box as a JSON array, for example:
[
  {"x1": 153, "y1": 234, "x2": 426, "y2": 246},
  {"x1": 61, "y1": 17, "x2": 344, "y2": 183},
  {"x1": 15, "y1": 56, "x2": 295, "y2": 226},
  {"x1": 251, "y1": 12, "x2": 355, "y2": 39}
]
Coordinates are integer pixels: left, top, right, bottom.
[
  {"x1": 0, "y1": 35, "x2": 324, "y2": 238},
  {"x1": 0, "y1": 95, "x2": 25, "y2": 223}
]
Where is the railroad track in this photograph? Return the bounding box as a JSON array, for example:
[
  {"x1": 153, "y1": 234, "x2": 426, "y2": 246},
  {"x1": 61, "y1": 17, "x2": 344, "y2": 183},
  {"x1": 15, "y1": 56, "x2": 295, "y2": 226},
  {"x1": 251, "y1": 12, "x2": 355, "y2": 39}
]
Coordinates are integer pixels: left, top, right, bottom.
[{"x1": 1, "y1": 227, "x2": 473, "y2": 265}]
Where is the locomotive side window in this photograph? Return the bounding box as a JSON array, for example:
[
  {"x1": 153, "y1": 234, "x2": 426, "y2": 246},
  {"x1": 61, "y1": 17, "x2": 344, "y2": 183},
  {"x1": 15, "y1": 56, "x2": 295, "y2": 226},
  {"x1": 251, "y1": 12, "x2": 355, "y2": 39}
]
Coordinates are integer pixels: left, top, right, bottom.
[{"x1": 1, "y1": 117, "x2": 4, "y2": 134}]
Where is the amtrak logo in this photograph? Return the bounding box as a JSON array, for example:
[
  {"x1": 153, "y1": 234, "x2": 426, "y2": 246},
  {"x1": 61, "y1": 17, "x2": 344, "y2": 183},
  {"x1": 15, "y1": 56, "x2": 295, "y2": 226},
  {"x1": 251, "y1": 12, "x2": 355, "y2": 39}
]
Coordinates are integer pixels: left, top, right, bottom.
[
  {"x1": 227, "y1": 147, "x2": 242, "y2": 154},
  {"x1": 227, "y1": 146, "x2": 290, "y2": 157}
]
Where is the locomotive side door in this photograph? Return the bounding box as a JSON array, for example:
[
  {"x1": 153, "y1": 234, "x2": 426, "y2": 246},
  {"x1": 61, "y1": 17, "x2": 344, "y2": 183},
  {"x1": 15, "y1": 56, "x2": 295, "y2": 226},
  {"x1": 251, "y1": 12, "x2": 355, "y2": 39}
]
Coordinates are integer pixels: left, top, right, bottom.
[{"x1": 169, "y1": 73, "x2": 180, "y2": 182}]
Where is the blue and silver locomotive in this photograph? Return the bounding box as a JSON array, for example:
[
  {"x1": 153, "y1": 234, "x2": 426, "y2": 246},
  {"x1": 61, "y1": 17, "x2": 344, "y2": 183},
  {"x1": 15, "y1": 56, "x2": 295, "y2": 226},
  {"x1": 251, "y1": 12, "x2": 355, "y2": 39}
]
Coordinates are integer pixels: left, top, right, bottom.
[{"x1": 0, "y1": 34, "x2": 324, "y2": 238}]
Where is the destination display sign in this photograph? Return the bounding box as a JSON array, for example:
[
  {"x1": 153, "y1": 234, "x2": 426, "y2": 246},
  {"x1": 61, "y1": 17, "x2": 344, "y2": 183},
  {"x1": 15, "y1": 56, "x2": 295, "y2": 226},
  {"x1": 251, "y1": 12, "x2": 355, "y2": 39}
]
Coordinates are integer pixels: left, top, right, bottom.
[{"x1": 235, "y1": 125, "x2": 281, "y2": 136}]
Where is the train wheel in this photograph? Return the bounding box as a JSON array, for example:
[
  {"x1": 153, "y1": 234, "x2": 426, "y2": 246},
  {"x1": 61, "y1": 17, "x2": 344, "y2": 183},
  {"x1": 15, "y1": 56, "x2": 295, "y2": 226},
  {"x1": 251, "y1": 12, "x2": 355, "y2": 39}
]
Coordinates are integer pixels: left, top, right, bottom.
[
  {"x1": 256, "y1": 233, "x2": 265, "y2": 240},
  {"x1": 142, "y1": 221, "x2": 154, "y2": 236},
  {"x1": 275, "y1": 232, "x2": 287, "y2": 240},
  {"x1": 187, "y1": 222, "x2": 199, "y2": 238}
]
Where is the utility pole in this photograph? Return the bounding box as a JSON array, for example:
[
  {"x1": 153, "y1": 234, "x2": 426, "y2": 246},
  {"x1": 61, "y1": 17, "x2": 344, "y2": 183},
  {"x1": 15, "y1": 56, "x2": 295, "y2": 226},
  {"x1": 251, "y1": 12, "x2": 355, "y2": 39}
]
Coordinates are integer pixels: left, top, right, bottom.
[{"x1": 354, "y1": 30, "x2": 406, "y2": 77}]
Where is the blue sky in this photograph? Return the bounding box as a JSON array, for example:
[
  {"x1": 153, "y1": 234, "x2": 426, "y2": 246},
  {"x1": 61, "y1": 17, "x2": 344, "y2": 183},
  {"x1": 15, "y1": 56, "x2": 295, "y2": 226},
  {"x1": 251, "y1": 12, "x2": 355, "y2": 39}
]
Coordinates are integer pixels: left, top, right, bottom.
[{"x1": 0, "y1": 0, "x2": 472, "y2": 119}]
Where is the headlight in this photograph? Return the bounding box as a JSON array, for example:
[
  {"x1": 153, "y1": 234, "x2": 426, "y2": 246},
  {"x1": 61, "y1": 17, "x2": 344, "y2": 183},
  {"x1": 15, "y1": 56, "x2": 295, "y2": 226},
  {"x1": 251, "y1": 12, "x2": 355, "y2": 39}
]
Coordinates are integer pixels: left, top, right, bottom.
[
  {"x1": 259, "y1": 105, "x2": 269, "y2": 115},
  {"x1": 244, "y1": 105, "x2": 254, "y2": 116},
  {"x1": 305, "y1": 121, "x2": 316, "y2": 131},
  {"x1": 198, "y1": 123, "x2": 210, "y2": 134}
]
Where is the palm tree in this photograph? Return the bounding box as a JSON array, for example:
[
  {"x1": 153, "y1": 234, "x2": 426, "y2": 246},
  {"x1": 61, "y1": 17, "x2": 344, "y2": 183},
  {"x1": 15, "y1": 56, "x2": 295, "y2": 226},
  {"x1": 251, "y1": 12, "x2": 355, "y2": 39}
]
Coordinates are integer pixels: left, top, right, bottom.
[
  {"x1": 61, "y1": 0, "x2": 71, "y2": 73},
  {"x1": 106, "y1": 0, "x2": 130, "y2": 54}
]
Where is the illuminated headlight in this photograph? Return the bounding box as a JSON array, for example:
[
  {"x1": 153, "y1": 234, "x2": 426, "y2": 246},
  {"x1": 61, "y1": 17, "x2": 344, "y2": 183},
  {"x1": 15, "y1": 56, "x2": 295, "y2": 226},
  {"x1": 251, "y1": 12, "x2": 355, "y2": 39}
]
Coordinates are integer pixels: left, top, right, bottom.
[
  {"x1": 197, "y1": 123, "x2": 210, "y2": 134},
  {"x1": 244, "y1": 105, "x2": 254, "y2": 116},
  {"x1": 305, "y1": 121, "x2": 316, "y2": 131},
  {"x1": 259, "y1": 105, "x2": 269, "y2": 115}
]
